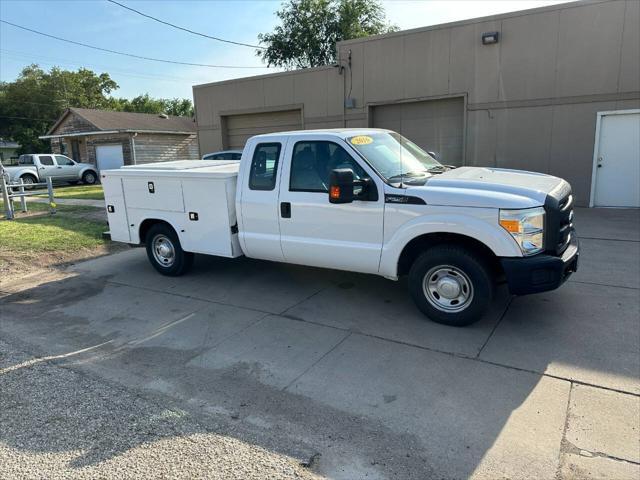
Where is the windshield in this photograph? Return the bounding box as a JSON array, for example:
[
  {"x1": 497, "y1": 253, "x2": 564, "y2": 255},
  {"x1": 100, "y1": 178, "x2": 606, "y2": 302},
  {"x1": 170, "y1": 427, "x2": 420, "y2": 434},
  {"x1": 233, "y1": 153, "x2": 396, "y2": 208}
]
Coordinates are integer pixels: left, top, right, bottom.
[{"x1": 346, "y1": 132, "x2": 442, "y2": 184}]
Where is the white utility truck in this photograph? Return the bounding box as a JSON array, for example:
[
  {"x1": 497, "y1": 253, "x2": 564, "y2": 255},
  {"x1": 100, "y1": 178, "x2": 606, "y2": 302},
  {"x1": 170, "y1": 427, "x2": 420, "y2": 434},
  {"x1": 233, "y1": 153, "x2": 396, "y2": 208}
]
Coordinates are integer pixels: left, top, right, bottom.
[{"x1": 103, "y1": 129, "x2": 579, "y2": 326}]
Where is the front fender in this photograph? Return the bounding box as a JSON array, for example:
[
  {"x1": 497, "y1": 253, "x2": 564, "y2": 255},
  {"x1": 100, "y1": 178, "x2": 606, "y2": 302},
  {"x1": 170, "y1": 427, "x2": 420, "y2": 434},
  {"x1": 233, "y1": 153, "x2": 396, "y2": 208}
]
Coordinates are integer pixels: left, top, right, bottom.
[
  {"x1": 78, "y1": 166, "x2": 97, "y2": 179},
  {"x1": 378, "y1": 209, "x2": 523, "y2": 278}
]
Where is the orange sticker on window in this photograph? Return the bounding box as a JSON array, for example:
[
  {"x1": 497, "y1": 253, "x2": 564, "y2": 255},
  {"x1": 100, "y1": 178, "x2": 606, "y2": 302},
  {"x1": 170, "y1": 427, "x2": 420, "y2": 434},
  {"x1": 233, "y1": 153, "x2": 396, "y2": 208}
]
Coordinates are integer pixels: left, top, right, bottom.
[{"x1": 350, "y1": 135, "x2": 373, "y2": 145}]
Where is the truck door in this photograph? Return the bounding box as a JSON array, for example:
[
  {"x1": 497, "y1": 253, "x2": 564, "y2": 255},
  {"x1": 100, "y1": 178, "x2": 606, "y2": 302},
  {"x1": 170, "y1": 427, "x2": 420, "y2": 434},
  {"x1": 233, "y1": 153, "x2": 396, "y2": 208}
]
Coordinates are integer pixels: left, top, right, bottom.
[
  {"x1": 54, "y1": 155, "x2": 78, "y2": 180},
  {"x1": 238, "y1": 139, "x2": 286, "y2": 262},
  {"x1": 36, "y1": 155, "x2": 57, "y2": 180},
  {"x1": 278, "y1": 137, "x2": 385, "y2": 274}
]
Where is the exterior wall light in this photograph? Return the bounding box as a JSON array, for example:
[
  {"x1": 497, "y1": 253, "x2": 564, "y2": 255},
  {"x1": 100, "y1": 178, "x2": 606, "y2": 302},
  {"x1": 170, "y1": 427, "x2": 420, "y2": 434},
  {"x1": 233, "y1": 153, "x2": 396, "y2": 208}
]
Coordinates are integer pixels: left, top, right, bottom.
[{"x1": 482, "y1": 32, "x2": 500, "y2": 45}]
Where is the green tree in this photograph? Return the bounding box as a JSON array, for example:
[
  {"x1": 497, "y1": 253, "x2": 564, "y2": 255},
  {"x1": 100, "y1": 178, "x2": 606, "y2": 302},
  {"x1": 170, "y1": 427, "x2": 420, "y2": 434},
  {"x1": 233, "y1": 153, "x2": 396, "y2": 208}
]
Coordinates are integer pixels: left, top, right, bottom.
[
  {"x1": 0, "y1": 65, "x2": 194, "y2": 154},
  {"x1": 257, "y1": 0, "x2": 397, "y2": 69},
  {"x1": 113, "y1": 94, "x2": 194, "y2": 117},
  {"x1": 0, "y1": 65, "x2": 119, "y2": 153}
]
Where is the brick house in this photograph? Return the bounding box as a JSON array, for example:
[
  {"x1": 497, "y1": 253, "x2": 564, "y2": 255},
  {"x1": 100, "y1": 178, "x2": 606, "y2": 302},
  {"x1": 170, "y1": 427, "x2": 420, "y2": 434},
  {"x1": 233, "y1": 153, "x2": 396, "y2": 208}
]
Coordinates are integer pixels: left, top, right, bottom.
[{"x1": 40, "y1": 108, "x2": 198, "y2": 171}]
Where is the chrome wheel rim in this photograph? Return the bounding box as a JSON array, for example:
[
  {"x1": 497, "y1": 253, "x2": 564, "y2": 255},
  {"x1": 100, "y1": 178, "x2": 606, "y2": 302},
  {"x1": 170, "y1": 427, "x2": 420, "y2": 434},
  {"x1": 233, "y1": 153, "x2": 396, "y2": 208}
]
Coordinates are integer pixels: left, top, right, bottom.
[
  {"x1": 423, "y1": 265, "x2": 474, "y2": 313},
  {"x1": 84, "y1": 173, "x2": 95, "y2": 184},
  {"x1": 152, "y1": 234, "x2": 175, "y2": 267},
  {"x1": 23, "y1": 176, "x2": 34, "y2": 184}
]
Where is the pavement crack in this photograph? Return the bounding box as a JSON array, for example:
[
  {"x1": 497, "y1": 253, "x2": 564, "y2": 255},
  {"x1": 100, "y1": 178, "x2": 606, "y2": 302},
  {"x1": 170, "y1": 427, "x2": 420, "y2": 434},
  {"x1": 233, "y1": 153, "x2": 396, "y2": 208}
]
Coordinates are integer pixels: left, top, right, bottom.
[
  {"x1": 562, "y1": 437, "x2": 640, "y2": 466},
  {"x1": 578, "y1": 236, "x2": 639, "y2": 243},
  {"x1": 476, "y1": 295, "x2": 513, "y2": 358},
  {"x1": 568, "y1": 279, "x2": 639, "y2": 290},
  {"x1": 282, "y1": 331, "x2": 352, "y2": 392},
  {"x1": 556, "y1": 382, "x2": 574, "y2": 479},
  {"x1": 278, "y1": 286, "x2": 328, "y2": 317}
]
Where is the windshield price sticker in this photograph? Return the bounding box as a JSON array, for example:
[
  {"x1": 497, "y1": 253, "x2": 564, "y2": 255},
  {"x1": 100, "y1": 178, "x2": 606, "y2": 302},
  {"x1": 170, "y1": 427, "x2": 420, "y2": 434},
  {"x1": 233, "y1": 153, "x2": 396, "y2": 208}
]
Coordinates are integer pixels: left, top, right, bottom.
[{"x1": 350, "y1": 135, "x2": 373, "y2": 145}]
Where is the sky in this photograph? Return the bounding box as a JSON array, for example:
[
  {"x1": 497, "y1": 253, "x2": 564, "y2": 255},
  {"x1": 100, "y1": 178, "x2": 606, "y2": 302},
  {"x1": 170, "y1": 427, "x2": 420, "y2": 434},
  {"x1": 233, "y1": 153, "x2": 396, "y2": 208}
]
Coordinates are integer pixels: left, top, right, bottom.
[{"x1": 0, "y1": 0, "x2": 574, "y2": 101}]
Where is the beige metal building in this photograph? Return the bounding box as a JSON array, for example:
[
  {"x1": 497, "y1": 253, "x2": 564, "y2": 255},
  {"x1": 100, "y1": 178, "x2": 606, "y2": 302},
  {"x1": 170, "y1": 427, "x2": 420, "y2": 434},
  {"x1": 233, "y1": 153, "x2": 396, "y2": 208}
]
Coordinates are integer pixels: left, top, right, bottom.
[{"x1": 193, "y1": 0, "x2": 640, "y2": 207}]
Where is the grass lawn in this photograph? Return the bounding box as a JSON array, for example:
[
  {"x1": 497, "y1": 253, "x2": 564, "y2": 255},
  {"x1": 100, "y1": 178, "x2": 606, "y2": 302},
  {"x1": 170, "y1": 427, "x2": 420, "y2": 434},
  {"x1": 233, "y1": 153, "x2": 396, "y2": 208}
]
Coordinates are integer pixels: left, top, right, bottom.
[
  {"x1": 1, "y1": 200, "x2": 127, "y2": 282},
  {"x1": 0, "y1": 214, "x2": 106, "y2": 252},
  {"x1": 0, "y1": 203, "x2": 106, "y2": 252},
  {"x1": 53, "y1": 184, "x2": 104, "y2": 200}
]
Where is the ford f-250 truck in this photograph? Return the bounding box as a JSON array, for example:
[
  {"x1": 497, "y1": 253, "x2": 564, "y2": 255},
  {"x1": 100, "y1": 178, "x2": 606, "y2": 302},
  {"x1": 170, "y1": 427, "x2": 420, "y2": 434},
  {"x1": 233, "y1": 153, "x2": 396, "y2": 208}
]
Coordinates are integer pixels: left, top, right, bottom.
[
  {"x1": 4, "y1": 154, "x2": 99, "y2": 188},
  {"x1": 102, "y1": 129, "x2": 579, "y2": 326}
]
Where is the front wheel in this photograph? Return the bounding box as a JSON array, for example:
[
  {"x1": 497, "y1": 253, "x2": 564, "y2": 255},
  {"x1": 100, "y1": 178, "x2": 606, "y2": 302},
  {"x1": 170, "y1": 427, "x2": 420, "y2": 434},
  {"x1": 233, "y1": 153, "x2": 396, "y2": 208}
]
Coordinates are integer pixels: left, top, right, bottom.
[
  {"x1": 145, "y1": 224, "x2": 194, "y2": 276},
  {"x1": 409, "y1": 245, "x2": 494, "y2": 327},
  {"x1": 82, "y1": 171, "x2": 98, "y2": 185}
]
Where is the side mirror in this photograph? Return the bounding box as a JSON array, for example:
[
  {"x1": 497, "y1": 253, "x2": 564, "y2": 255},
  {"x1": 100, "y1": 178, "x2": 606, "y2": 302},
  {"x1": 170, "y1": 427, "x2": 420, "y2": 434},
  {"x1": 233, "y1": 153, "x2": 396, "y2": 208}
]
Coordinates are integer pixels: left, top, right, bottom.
[{"x1": 329, "y1": 168, "x2": 355, "y2": 204}]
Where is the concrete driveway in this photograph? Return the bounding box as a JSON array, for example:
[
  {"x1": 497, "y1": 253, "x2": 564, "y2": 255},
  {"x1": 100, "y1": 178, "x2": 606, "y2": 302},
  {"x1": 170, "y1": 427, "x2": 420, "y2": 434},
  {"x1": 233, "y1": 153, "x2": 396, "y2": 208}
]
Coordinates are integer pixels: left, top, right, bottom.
[{"x1": 1, "y1": 207, "x2": 638, "y2": 479}]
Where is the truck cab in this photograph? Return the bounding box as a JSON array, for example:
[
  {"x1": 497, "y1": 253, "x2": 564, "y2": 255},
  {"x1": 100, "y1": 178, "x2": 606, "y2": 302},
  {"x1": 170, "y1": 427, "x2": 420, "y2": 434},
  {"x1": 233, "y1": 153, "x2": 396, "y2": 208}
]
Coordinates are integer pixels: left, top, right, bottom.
[{"x1": 103, "y1": 129, "x2": 579, "y2": 327}]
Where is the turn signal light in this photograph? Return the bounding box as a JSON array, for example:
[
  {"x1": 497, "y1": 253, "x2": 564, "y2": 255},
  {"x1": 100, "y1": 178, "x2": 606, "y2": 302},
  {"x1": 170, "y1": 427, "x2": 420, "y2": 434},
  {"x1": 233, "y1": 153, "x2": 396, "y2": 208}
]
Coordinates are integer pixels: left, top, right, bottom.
[
  {"x1": 330, "y1": 185, "x2": 341, "y2": 200},
  {"x1": 499, "y1": 219, "x2": 521, "y2": 233}
]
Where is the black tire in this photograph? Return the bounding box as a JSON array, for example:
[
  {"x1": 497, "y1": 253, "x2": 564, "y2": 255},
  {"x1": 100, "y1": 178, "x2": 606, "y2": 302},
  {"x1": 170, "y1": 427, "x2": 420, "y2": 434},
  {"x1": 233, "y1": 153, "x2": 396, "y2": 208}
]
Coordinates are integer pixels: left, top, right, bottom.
[
  {"x1": 408, "y1": 245, "x2": 494, "y2": 327},
  {"x1": 82, "y1": 170, "x2": 98, "y2": 185},
  {"x1": 20, "y1": 174, "x2": 37, "y2": 190},
  {"x1": 145, "y1": 223, "x2": 194, "y2": 276}
]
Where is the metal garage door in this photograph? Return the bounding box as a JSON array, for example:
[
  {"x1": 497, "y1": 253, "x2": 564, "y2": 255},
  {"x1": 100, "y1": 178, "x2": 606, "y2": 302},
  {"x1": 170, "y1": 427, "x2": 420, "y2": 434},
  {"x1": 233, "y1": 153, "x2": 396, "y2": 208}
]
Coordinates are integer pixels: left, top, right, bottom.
[
  {"x1": 371, "y1": 97, "x2": 465, "y2": 165},
  {"x1": 224, "y1": 109, "x2": 302, "y2": 150},
  {"x1": 96, "y1": 144, "x2": 124, "y2": 171}
]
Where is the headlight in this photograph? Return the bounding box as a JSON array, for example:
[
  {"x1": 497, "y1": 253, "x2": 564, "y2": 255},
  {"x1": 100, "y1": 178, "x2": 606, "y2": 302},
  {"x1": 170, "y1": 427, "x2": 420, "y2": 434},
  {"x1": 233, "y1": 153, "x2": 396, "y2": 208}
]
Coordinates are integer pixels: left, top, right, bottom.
[{"x1": 500, "y1": 207, "x2": 545, "y2": 256}]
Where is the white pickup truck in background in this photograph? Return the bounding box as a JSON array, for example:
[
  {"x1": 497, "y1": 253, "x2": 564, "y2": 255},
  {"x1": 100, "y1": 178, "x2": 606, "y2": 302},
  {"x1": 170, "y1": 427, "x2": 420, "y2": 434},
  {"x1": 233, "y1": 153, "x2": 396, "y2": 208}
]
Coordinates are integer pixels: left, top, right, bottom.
[
  {"x1": 103, "y1": 129, "x2": 579, "y2": 326},
  {"x1": 3, "y1": 154, "x2": 99, "y2": 188}
]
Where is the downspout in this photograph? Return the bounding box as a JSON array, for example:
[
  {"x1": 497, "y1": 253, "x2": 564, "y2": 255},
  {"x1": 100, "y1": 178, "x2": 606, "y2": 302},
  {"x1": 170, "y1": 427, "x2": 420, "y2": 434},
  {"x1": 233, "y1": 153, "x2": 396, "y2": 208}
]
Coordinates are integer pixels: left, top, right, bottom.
[{"x1": 130, "y1": 132, "x2": 138, "y2": 165}]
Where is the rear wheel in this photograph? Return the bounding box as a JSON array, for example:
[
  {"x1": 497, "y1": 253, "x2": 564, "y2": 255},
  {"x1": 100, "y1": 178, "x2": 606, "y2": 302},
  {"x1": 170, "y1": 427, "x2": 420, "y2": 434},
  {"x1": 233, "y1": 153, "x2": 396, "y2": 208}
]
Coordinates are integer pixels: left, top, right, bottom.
[
  {"x1": 82, "y1": 170, "x2": 98, "y2": 185},
  {"x1": 145, "y1": 224, "x2": 194, "y2": 276},
  {"x1": 20, "y1": 174, "x2": 37, "y2": 190},
  {"x1": 409, "y1": 245, "x2": 494, "y2": 327}
]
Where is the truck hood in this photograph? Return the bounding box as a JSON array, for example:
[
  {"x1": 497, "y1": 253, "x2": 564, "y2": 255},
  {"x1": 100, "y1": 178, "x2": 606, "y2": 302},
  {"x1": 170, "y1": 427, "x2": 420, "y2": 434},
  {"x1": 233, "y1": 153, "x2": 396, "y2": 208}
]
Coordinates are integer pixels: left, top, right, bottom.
[{"x1": 406, "y1": 167, "x2": 569, "y2": 209}]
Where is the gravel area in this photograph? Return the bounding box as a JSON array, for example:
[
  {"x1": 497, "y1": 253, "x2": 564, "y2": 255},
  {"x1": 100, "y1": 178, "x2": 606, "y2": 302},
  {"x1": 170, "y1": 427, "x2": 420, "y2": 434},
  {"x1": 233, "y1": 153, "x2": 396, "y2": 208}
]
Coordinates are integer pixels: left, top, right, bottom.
[{"x1": 0, "y1": 337, "x2": 322, "y2": 479}]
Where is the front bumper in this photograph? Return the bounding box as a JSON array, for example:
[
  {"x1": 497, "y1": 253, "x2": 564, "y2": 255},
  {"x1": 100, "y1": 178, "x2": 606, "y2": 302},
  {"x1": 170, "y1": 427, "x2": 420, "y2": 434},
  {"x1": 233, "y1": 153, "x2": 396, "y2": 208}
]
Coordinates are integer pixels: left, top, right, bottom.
[{"x1": 500, "y1": 233, "x2": 579, "y2": 295}]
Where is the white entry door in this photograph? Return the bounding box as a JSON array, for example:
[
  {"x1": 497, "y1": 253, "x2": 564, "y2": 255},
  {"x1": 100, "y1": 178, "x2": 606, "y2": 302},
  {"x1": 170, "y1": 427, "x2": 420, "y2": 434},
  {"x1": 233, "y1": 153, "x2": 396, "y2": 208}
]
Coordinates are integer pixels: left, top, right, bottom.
[
  {"x1": 591, "y1": 110, "x2": 640, "y2": 207},
  {"x1": 96, "y1": 144, "x2": 124, "y2": 172}
]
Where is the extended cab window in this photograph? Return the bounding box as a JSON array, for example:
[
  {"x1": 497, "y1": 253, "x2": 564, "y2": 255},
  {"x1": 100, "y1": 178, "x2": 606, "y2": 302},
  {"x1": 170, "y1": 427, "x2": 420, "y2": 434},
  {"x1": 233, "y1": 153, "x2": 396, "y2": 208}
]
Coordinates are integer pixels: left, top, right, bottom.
[
  {"x1": 55, "y1": 155, "x2": 74, "y2": 166},
  {"x1": 290, "y1": 141, "x2": 368, "y2": 192},
  {"x1": 249, "y1": 143, "x2": 281, "y2": 191},
  {"x1": 39, "y1": 155, "x2": 54, "y2": 166},
  {"x1": 18, "y1": 155, "x2": 34, "y2": 165}
]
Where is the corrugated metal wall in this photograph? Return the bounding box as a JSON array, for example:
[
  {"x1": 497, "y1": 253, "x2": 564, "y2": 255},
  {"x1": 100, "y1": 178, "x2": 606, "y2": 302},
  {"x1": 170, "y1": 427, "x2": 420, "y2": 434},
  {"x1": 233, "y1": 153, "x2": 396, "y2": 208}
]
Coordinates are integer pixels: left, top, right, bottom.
[
  {"x1": 223, "y1": 110, "x2": 302, "y2": 150},
  {"x1": 371, "y1": 98, "x2": 465, "y2": 166},
  {"x1": 134, "y1": 134, "x2": 199, "y2": 164}
]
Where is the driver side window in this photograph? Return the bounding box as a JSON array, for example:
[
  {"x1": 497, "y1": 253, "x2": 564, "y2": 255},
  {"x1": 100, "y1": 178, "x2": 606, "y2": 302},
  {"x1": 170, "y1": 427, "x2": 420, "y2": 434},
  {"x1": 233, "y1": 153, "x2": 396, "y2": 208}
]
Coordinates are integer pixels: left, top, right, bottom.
[
  {"x1": 289, "y1": 141, "x2": 368, "y2": 192},
  {"x1": 55, "y1": 155, "x2": 74, "y2": 166}
]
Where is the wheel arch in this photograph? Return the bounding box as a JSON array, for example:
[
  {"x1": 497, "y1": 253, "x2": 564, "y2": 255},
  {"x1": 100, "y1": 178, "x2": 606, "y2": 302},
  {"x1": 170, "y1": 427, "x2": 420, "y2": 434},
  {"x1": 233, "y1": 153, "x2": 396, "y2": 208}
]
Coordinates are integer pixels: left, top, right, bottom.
[
  {"x1": 20, "y1": 171, "x2": 38, "y2": 181},
  {"x1": 396, "y1": 232, "x2": 504, "y2": 278},
  {"x1": 81, "y1": 168, "x2": 99, "y2": 182},
  {"x1": 139, "y1": 218, "x2": 177, "y2": 245}
]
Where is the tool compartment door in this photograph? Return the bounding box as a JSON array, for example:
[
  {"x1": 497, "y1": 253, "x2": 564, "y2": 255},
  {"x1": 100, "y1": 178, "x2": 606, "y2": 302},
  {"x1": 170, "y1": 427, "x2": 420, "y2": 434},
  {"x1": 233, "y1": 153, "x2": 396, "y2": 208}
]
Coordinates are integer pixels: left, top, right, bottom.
[
  {"x1": 102, "y1": 175, "x2": 130, "y2": 242},
  {"x1": 121, "y1": 177, "x2": 184, "y2": 212},
  {"x1": 180, "y1": 177, "x2": 236, "y2": 256}
]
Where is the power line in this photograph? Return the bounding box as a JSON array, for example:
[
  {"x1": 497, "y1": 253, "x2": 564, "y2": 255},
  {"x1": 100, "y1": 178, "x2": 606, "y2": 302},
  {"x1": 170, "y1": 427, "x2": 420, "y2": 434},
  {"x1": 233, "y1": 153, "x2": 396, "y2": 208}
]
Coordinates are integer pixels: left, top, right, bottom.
[
  {"x1": 0, "y1": 20, "x2": 269, "y2": 69},
  {"x1": 0, "y1": 49, "x2": 213, "y2": 84},
  {"x1": 0, "y1": 115, "x2": 57, "y2": 121},
  {"x1": 1, "y1": 99, "x2": 66, "y2": 107},
  {"x1": 106, "y1": 0, "x2": 265, "y2": 50}
]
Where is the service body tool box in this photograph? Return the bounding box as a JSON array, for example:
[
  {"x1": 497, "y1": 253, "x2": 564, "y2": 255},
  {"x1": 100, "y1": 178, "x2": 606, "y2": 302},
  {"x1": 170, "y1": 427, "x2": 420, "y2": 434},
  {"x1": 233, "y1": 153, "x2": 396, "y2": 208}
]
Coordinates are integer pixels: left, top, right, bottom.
[{"x1": 102, "y1": 160, "x2": 242, "y2": 257}]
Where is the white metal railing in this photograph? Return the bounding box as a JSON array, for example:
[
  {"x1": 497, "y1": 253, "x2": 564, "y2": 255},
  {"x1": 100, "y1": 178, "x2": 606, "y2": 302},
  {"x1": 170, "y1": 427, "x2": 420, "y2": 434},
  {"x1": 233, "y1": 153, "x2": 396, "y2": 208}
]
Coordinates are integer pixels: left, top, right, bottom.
[{"x1": 1, "y1": 168, "x2": 56, "y2": 220}]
